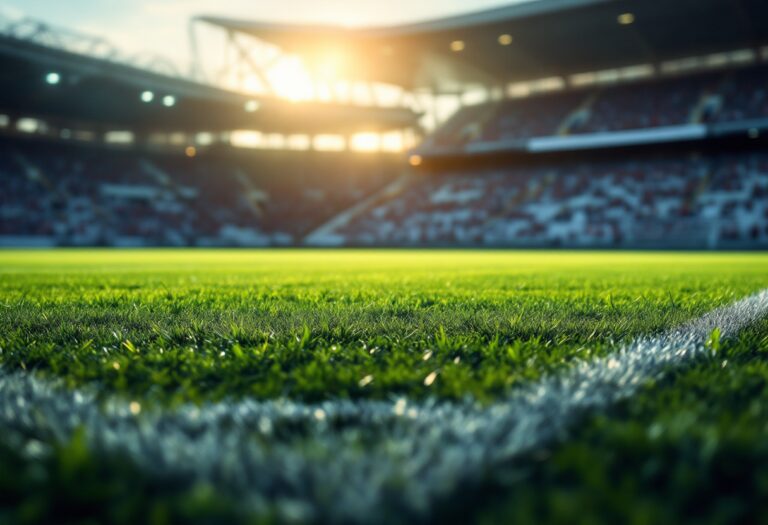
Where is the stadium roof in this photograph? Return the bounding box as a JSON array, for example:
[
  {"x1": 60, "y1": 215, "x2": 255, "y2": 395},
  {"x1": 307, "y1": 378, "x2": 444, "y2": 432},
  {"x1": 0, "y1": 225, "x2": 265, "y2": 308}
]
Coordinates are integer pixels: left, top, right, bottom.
[
  {"x1": 0, "y1": 30, "x2": 418, "y2": 133},
  {"x1": 198, "y1": 0, "x2": 768, "y2": 92}
]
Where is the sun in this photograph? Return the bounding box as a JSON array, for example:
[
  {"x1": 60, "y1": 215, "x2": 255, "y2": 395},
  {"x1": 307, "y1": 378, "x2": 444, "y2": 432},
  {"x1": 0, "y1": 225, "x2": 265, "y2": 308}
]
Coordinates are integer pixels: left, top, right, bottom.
[{"x1": 266, "y1": 56, "x2": 315, "y2": 102}]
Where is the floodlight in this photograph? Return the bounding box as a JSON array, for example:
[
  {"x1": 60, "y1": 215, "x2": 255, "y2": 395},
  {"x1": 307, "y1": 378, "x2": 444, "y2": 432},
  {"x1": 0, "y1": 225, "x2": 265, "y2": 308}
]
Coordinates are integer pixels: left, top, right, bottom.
[
  {"x1": 618, "y1": 12, "x2": 635, "y2": 25},
  {"x1": 45, "y1": 72, "x2": 61, "y2": 85},
  {"x1": 498, "y1": 34, "x2": 514, "y2": 46}
]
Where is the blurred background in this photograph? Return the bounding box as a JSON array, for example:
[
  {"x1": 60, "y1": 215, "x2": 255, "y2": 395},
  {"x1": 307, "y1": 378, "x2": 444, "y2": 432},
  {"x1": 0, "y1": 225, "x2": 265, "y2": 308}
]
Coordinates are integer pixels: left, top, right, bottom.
[{"x1": 0, "y1": 0, "x2": 766, "y2": 249}]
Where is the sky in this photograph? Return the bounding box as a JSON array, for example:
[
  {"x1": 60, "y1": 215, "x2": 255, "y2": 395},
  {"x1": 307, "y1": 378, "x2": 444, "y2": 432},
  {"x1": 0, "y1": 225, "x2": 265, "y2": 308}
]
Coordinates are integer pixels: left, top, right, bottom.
[{"x1": 0, "y1": 0, "x2": 524, "y2": 73}]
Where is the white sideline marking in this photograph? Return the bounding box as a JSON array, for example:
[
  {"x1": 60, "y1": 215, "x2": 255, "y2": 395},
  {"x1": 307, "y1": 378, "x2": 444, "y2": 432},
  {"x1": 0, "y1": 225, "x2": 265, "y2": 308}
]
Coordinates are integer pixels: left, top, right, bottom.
[{"x1": 1, "y1": 289, "x2": 767, "y2": 522}]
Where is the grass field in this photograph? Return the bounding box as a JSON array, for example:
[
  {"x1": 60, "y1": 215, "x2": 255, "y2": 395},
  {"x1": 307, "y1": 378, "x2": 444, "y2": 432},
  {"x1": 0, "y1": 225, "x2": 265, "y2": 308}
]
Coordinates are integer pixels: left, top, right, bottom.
[{"x1": 1, "y1": 250, "x2": 767, "y2": 524}]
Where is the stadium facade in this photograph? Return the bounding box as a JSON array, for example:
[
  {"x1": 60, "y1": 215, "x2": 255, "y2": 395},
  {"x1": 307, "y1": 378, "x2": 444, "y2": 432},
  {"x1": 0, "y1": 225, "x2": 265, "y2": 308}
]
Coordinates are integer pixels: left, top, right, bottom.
[{"x1": 1, "y1": 0, "x2": 767, "y2": 249}]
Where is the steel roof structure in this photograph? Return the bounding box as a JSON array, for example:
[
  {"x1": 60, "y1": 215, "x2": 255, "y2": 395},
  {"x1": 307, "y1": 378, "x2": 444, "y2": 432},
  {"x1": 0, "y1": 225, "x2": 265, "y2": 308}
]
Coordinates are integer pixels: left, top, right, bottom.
[
  {"x1": 197, "y1": 0, "x2": 768, "y2": 92},
  {"x1": 0, "y1": 19, "x2": 418, "y2": 133}
]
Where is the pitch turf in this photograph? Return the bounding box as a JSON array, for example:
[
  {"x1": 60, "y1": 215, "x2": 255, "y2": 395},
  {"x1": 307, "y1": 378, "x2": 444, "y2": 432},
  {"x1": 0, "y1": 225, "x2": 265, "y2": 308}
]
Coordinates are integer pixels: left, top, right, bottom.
[{"x1": 0, "y1": 250, "x2": 767, "y2": 524}]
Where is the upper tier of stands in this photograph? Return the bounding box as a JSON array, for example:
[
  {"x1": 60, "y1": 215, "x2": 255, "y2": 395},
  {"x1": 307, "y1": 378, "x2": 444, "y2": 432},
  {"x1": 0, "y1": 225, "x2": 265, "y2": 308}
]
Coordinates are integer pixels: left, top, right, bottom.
[{"x1": 431, "y1": 63, "x2": 768, "y2": 148}]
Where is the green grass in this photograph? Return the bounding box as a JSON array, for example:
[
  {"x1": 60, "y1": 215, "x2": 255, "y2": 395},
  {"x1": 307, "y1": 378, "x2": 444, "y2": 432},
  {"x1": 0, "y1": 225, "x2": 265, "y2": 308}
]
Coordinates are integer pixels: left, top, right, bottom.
[
  {"x1": 473, "y1": 318, "x2": 768, "y2": 525},
  {"x1": 0, "y1": 250, "x2": 765, "y2": 405},
  {"x1": 0, "y1": 250, "x2": 767, "y2": 524}
]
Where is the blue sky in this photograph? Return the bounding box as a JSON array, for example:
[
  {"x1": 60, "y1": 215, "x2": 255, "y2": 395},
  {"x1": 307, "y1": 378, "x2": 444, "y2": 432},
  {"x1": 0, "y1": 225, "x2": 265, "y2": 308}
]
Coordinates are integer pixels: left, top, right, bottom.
[{"x1": 0, "y1": 0, "x2": 526, "y2": 69}]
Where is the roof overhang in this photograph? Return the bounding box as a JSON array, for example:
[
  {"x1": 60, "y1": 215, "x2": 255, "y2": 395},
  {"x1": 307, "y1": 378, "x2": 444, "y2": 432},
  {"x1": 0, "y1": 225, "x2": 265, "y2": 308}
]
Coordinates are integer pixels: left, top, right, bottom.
[
  {"x1": 196, "y1": 0, "x2": 768, "y2": 92},
  {"x1": 0, "y1": 34, "x2": 419, "y2": 133}
]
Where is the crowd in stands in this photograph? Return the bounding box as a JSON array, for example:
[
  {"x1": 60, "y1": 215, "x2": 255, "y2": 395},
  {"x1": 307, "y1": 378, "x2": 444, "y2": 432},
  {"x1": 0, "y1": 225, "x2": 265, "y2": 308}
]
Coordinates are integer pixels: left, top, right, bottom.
[
  {"x1": 483, "y1": 92, "x2": 586, "y2": 142},
  {"x1": 715, "y1": 66, "x2": 768, "y2": 123},
  {"x1": 333, "y1": 152, "x2": 768, "y2": 248},
  {"x1": 0, "y1": 139, "x2": 396, "y2": 246},
  {"x1": 1, "y1": 137, "x2": 766, "y2": 249},
  {"x1": 0, "y1": 145, "x2": 54, "y2": 238},
  {"x1": 4, "y1": 60, "x2": 768, "y2": 249},
  {"x1": 431, "y1": 63, "x2": 768, "y2": 146},
  {"x1": 573, "y1": 72, "x2": 721, "y2": 134}
]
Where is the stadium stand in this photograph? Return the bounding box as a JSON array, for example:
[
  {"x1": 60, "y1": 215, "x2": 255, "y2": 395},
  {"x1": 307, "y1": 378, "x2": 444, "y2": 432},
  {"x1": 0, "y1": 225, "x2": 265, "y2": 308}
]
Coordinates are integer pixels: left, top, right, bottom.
[
  {"x1": 715, "y1": 66, "x2": 768, "y2": 123},
  {"x1": 428, "y1": 64, "x2": 768, "y2": 148},
  {"x1": 571, "y1": 72, "x2": 717, "y2": 134},
  {"x1": 329, "y1": 151, "x2": 768, "y2": 249},
  {"x1": 3, "y1": 81, "x2": 768, "y2": 249},
  {"x1": 2, "y1": 0, "x2": 768, "y2": 250},
  {"x1": 0, "y1": 138, "x2": 398, "y2": 246},
  {"x1": 482, "y1": 92, "x2": 586, "y2": 142}
]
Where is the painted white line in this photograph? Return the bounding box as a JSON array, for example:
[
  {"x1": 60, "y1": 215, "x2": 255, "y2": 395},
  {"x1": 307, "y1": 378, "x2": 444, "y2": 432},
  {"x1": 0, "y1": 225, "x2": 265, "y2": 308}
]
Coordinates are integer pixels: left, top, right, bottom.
[{"x1": 1, "y1": 289, "x2": 767, "y2": 522}]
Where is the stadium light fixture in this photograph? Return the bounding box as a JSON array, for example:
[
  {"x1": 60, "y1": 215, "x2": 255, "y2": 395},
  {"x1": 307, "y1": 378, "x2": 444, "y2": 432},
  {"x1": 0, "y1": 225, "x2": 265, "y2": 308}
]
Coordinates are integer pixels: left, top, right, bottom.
[
  {"x1": 141, "y1": 91, "x2": 155, "y2": 103},
  {"x1": 244, "y1": 100, "x2": 260, "y2": 113},
  {"x1": 196, "y1": 132, "x2": 214, "y2": 146},
  {"x1": 17, "y1": 118, "x2": 40, "y2": 133},
  {"x1": 617, "y1": 12, "x2": 635, "y2": 25},
  {"x1": 45, "y1": 72, "x2": 61, "y2": 85},
  {"x1": 162, "y1": 95, "x2": 176, "y2": 107},
  {"x1": 498, "y1": 34, "x2": 514, "y2": 46},
  {"x1": 351, "y1": 132, "x2": 380, "y2": 152},
  {"x1": 409, "y1": 154, "x2": 423, "y2": 167},
  {"x1": 450, "y1": 40, "x2": 465, "y2": 52}
]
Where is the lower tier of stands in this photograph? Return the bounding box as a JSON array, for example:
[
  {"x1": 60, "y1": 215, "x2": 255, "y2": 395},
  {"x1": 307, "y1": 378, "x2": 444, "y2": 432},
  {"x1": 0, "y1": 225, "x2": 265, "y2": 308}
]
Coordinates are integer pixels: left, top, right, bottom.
[
  {"x1": 326, "y1": 152, "x2": 768, "y2": 249},
  {"x1": 1, "y1": 139, "x2": 766, "y2": 249},
  {"x1": 0, "y1": 139, "x2": 398, "y2": 247}
]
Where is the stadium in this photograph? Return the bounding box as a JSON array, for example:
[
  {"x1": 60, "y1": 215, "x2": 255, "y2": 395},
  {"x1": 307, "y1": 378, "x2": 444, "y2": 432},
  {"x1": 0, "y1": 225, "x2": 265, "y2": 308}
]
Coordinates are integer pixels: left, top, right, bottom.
[{"x1": 0, "y1": 0, "x2": 767, "y2": 523}]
